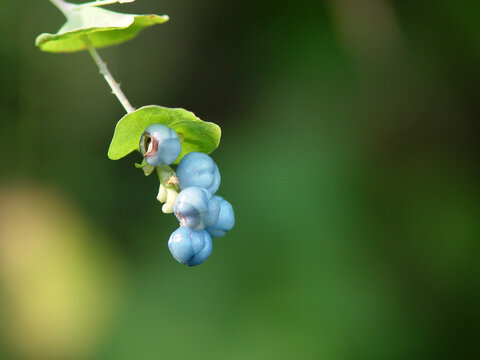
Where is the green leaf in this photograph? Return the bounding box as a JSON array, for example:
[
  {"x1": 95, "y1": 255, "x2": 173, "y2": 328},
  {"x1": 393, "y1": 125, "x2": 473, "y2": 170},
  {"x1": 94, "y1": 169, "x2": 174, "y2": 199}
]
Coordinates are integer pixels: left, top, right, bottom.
[
  {"x1": 108, "y1": 106, "x2": 221, "y2": 163},
  {"x1": 35, "y1": 5, "x2": 168, "y2": 53}
]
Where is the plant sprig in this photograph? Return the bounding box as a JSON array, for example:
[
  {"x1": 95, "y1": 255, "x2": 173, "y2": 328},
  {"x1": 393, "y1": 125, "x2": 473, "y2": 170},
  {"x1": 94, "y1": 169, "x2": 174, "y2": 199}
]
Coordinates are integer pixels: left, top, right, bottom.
[
  {"x1": 36, "y1": 0, "x2": 220, "y2": 161},
  {"x1": 36, "y1": 0, "x2": 233, "y2": 266}
]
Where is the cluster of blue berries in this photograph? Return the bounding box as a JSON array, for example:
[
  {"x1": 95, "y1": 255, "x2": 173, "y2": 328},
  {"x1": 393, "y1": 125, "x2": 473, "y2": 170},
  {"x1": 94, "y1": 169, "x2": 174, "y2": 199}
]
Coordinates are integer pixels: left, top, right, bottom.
[{"x1": 139, "y1": 124, "x2": 235, "y2": 266}]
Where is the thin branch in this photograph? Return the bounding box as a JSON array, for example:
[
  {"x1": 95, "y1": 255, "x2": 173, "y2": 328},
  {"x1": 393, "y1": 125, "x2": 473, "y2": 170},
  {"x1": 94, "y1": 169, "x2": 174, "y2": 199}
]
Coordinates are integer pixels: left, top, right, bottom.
[
  {"x1": 49, "y1": 0, "x2": 75, "y2": 15},
  {"x1": 83, "y1": 37, "x2": 135, "y2": 114},
  {"x1": 77, "y1": 0, "x2": 135, "y2": 10}
]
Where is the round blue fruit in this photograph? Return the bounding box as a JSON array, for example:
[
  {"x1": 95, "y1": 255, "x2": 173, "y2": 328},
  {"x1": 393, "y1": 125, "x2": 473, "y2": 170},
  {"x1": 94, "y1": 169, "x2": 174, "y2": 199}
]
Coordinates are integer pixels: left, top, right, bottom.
[
  {"x1": 206, "y1": 196, "x2": 235, "y2": 238},
  {"x1": 168, "y1": 227, "x2": 213, "y2": 266},
  {"x1": 174, "y1": 187, "x2": 220, "y2": 230},
  {"x1": 139, "y1": 124, "x2": 181, "y2": 166},
  {"x1": 176, "y1": 152, "x2": 221, "y2": 194}
]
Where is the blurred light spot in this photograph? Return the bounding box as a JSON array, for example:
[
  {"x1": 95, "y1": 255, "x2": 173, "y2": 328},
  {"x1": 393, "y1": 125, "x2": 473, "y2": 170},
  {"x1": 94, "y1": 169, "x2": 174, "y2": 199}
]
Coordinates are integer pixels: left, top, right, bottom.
[
  {"x1": 0, "y1": 183, "x2": 124, "y2": 360},
  {"x1": 326, "y1": 0, "x2": 402, "y2": 62}
]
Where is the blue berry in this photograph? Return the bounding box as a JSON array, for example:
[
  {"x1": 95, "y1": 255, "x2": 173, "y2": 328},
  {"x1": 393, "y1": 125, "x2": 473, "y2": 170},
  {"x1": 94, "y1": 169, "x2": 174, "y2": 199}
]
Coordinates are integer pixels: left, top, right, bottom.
[
  {"x1": 168, "y1": 227, "x2": 213, "y2": 266},
  {"x1": 176, "y1": 152, "x2": 221, "y2": 194},
  {"x1": 206, "y1": 196, "x2": 235, "y2": 238},
  {"x1": 139, "y1": 124, "x2": 181, "y2": 166},
  {"x1": 174, "y1": 187, "x2": 220, "y2": 230}
]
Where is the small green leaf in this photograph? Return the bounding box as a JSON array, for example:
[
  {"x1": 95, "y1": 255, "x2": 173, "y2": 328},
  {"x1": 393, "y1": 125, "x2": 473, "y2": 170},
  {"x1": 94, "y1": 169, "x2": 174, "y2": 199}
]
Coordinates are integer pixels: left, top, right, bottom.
[
  {"x1": 134, "y1": 159, "x2": 155, "y2": 176},
  {"x1": 35, "y1": 5, "x2": 168, "y2": 53},
  {"x1": 108, "y1": 105, "x2": 221, "y2": 163}
]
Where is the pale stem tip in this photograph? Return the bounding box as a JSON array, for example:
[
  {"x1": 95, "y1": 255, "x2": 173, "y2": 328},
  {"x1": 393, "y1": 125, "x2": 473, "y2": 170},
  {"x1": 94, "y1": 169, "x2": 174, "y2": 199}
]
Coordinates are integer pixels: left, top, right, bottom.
[{"x1": 79, "y1": 0, "x2": 136, "y2": 10}]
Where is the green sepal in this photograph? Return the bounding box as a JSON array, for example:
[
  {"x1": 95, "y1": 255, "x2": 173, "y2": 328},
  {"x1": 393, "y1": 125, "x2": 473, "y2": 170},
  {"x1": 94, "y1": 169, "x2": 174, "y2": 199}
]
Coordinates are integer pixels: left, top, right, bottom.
[
  {"x1": 35, "y1": 5, "x2": 168, "y2": 53},
  {"x1": 134, "y1": 159, "x2": 155, "y2": 176},
  {"x1": 156, "y1": 165, "x2": 179, "y2": 213},
  {"x1": 108, "y1": 105, "x2": 221, "y2": 163}
]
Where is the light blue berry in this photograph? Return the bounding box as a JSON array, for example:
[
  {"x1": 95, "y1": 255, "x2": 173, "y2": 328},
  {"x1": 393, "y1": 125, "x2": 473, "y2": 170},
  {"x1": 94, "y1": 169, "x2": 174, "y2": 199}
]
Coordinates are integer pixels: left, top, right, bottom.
[
  {"x1": 174, "y1": 187, "x2": 220, "y2": 230},
  {"x1": 176, "y1": 152, "x2": 221, "y2": 194},
  {"x1": 139, "y1": 124, "x2": 181, "y2": 166},
  {"x1": 168, "y1": 227, "x2": 213, "y2": 266},
  {"x1": 206, "y1": 196, "x2": 235, "y2": 238}
]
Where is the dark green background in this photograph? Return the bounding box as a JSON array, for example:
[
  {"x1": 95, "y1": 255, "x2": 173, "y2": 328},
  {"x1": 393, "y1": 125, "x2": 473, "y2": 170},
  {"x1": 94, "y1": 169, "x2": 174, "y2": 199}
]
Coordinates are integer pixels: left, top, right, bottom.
[{"x1": 0, "y1": 0, "x2": 479, "y2": 359}]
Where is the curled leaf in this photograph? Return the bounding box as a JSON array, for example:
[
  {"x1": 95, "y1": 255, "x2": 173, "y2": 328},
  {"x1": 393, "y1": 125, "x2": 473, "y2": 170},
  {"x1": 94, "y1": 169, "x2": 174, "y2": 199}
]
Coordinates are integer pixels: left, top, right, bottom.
[
  {"x1": 35, "y1": 5, "x2": 168, "y2": 53},
  {"x1": 108, "y1": 105, "x2": 221, "y2": 163}
]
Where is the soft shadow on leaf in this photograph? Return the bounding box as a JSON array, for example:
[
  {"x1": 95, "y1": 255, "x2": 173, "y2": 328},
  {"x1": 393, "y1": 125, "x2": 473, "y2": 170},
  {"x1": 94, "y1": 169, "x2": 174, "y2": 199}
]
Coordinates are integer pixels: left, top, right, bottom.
[
  {"x1": 35, "y1": 6, "x2": 168, "y2": 53},
  {"x1": 108, "y1": 106, "x2": 221, "y2": 163}
]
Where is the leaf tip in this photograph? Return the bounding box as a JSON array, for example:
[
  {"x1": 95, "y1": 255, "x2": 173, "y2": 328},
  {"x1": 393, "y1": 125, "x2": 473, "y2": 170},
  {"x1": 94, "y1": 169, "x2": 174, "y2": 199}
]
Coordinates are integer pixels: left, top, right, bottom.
[
  {"x1": 107, "y1": 148, "x2": 118, "y2": 160},
  {"x1": 34, "y1": 34, "x2": 47, "y2": 47}
]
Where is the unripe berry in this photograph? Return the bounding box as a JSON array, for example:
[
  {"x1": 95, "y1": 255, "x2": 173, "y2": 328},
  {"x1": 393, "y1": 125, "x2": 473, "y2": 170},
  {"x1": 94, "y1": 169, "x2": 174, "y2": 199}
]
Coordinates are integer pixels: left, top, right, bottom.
[
  {"x1": 139, "y1": 124, "x2": 181, "y2": 166},
  {"x1": 176, "y1": 152, "x2": 221, "y2": 194},
  {"x1": 206, "y1": 196, "x2": 235, "y2": 238},
  {"x1": 173, "y1": 187, "x2": 220, "y2": 230},
  {"x1": 168, "y1": 227, "x2": 213, "y2": 266}
]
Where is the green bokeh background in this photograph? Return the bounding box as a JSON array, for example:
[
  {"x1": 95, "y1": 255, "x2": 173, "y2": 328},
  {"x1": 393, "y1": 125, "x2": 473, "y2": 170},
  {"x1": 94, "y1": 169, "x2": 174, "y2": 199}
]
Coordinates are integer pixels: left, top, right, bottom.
[{"x1": 0, "y1": 0, "x2": 479, "y2": 359}]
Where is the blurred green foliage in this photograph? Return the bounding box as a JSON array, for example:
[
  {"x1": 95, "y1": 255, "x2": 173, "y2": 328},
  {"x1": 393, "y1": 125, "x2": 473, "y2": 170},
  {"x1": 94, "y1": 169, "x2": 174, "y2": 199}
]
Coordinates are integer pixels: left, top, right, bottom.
[{"x1": 0, "y1": 0, "x2": 479, "y2": 359}]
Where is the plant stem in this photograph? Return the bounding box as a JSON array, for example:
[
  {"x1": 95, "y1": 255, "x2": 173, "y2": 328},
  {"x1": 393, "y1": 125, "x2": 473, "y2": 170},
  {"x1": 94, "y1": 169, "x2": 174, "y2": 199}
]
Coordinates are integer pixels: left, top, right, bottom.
[
  {"x1": 49, "y1": 0, "x2": 75, "y2": 14},
  {"x1": 48, "y1": 0, "x2": 135, "y2": 113},
  {"x1": 77, "y1": 0, "x2": 135, "y2": 9},
  {"x1": 83, "y1": 37, "x2": 135, "y2": 113}
]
